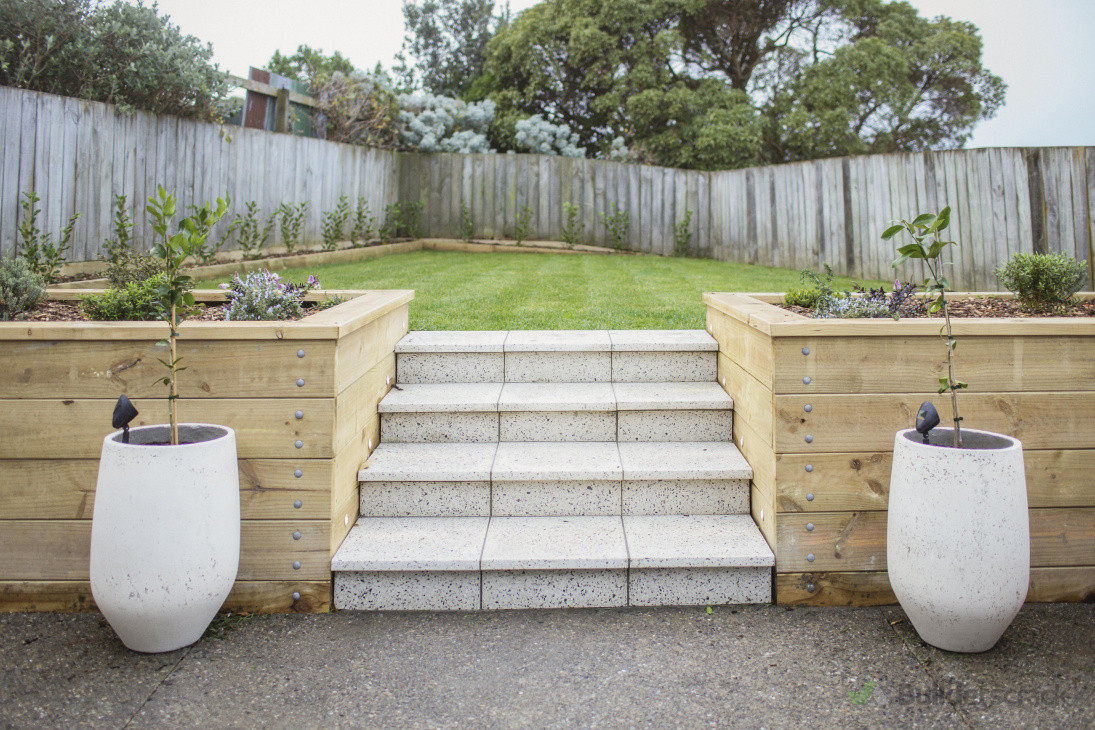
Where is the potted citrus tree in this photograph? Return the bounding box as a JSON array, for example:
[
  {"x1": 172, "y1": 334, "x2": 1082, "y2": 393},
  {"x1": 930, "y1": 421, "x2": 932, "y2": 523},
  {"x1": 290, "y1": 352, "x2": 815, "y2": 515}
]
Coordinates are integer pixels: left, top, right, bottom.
[
  {"x1": 883, "y1": 207, "x2": 1029, "y2": 653},
  {"x1": 90, "y1": 187, "x2": 240, "y2": 653}
]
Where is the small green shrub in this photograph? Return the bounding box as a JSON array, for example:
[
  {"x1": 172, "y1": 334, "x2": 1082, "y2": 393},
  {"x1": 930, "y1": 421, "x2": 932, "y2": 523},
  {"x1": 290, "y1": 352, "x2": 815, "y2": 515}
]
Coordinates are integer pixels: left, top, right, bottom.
[
  {"x1": 561, "y1": 202, "x2": 583, "y2": 248},
  {"x1": 105, "y1": 249, "x2": 164, "y2": 289},
  {"x1": 236, "y1": 202, "x2": 276, "y2": 260},
  {"x1": 783, "y1": 286, "x2": 821, "y2": 309},
  {"x1": 188, "y1": 194, "x2": 238, "y2": 264},
  {"x1": 514, "y1": 206, "x2": 533, "y2": 246},
  {"x1": 350, "y1": 197, "x2": 375, "y2": 246},
  {"x1": 460, "y1": 202, "x2": 475, "y2": 243},
  {"x1": 673, "y1": 209, "x2": 693, "y2": 257},
  {"x1": 79, "y1": 274, "x2": 166, "y2": 321},
  {"x1": 223, "y1": 270, "x2": 318, "y2": 321},
  {"x1": 276, "y1": 202, "x2": 309, "y2": 253},
  {"x1": 0, "y1": 257, "x2": 45, "y2": 320},
  {"x1": 321, "y1": 196, "x2": 350, "y2": 252},
  {"x1": 995, "y1": 252, "x2": 1089, "y2": 312},
  {"x1": 101, "y1": 194, "x2": 134, "y2": 264},
  {"x1": 401, "y1": 201, "x2": 423, "y2": 239},
  {"x1": 16, "y1": 190, "x2": 79, "y2": 283},
  {"x1": 315, "y1": 294, "x2": 346, "y2": 311},
  {"x1": 379, "y1": 201, "x2": 424, "y2": 241},
  {"x1": 600, "y1": 202, "x2": 629, "y2": 251}
]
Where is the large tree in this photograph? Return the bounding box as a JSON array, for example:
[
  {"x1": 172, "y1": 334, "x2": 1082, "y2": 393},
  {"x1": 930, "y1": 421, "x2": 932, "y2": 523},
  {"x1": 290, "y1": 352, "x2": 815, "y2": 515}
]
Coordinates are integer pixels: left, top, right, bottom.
[
  {"x1": 267, "y1": 45, "x2": 356, "y2": 86},
  {"x1": 479, "y1": 0, "x2": 1005, "y2": 168},
  {"x1": 395, "y1": 0, "x2": 510, "y2": 97}
]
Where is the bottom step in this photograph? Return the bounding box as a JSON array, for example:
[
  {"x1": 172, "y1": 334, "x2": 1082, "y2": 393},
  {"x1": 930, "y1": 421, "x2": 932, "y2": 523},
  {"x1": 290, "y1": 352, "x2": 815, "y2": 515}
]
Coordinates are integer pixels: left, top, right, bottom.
[{"x1": 332, "y1": 515, "x2": 773, "y2": 610}]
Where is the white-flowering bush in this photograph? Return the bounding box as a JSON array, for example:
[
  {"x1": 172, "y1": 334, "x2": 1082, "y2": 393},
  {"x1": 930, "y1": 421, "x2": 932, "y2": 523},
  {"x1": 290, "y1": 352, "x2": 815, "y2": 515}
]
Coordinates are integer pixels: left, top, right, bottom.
[
  {"x1": 514, "y1": 115, "x2": 584, "y2": 157},
  {"x1": 398, "y1": 93, "x2": 495, "y2": 153},
  {"x1": 222, "y1": 270, "x2": 319, "y2": 321}
]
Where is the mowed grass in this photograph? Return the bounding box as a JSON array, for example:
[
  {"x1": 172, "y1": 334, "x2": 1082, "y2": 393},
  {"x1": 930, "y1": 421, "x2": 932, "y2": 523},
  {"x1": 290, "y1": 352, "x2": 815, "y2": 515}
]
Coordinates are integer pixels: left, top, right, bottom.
[{"x1": 225, "y1": 250, "x2": 882, "y2": 330}]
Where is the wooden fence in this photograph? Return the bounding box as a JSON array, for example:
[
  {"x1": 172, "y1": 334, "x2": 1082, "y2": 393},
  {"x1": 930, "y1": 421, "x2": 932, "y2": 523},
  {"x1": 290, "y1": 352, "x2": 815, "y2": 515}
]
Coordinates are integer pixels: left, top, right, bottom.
[
  {"x1": 2, "y1": 85, "x2": 1092, "y2": 290},
  {"x1": 0, "y1": 86, "x2": 398, "y2": 261}
]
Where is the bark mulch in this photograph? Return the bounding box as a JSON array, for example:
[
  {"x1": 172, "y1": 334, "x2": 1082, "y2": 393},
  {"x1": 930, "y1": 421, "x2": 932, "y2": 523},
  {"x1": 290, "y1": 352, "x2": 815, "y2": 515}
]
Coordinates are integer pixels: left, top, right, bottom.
[{"x1": 782, "y1": 297, "x2": 1095, "y2": 319}]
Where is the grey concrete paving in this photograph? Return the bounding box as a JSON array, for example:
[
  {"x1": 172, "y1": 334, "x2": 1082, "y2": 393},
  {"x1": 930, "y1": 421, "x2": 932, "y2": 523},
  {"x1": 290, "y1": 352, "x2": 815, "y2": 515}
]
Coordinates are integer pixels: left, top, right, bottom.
[{"x1": 1, "y1": 604, "x2": 1092, "y2": 729}]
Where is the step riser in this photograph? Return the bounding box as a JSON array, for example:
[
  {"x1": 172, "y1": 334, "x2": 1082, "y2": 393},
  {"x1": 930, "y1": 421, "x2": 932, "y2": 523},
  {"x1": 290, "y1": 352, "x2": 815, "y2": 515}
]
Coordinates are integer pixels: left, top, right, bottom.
[
  {"x1": 397, "y1": 351, "x2": 717, "y2": 384},
  {"x1": 360, "y1": 479, "x2": 751, "y2": 517},
  {"x1": 334, "y1": 567, "x2": 772, "y2": 611},
  {"x1": 382, "y1": 411, "x2": 732, "y2": 443}
]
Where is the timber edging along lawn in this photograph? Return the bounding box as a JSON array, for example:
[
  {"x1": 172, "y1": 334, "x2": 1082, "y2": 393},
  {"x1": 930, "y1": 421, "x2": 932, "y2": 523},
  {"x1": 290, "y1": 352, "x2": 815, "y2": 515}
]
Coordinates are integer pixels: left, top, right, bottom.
[
  {"x1": 704, "y1": 292, "x2": 1095, "y2": 607},
  {"x1": 0, "y1": 288, "x2": 413, "y2": 614},
  {"x1": 51, "y1": 238, "x2": 631, "y2": 289}
]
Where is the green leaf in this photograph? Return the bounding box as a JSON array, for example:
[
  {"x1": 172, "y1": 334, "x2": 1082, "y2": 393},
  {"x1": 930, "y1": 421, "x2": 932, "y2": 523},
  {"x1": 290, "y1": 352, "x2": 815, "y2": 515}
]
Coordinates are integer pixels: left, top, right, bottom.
[
  {"x1": 932, "y1": 206, "x2": 951, "y2": 232},
  {"x1": 911, "y1": 213, "x2": 935, "y2": 227},
  {"x1": 892, "y1": 254, "x2": 910, "y2": 268},
  {"x1": 938, "y1": 377, "x2": 950, "y2": 394},
  {"x1": 954, "y1": 381, "x2": 968, "y2": 390},
  {"x1": 881, "y1": 224, "x2": 904, "y2": 240}
]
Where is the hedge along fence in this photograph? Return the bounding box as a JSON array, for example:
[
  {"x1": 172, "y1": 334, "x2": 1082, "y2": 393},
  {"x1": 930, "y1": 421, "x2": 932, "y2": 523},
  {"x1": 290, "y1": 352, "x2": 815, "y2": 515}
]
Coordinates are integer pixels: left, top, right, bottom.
[
  {"x1": 2, "y1": 85, "x2": 1093, "y2": 290},
  {"x1": 0, "y1": 288, "x2": 412, "y2": 613},
  {"x1": 0, "y1": 86, "x2": 398, "y2": 262},
  {"x1": 704, "y1": 292, "x2": 1095, "y2": 607}
]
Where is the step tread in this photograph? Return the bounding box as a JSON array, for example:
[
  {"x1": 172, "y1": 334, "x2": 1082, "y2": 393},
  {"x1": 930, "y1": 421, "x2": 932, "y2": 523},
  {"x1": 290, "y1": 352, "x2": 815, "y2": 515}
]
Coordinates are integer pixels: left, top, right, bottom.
[
  {"x1": 359, "y1": 441, "x2": 753, "y2": 483},
  {"x1": 396, "y1": 331, "x2": 507, "y2": 354},
  {"x1": 359, "y1": 442, "x2": 499, "y2": 482},
  {"x1": 332, "y1": 517, "x2": 489, "y2": 571},
  {"x1": 624, "y1": 515, "x2": 775, "y2": 569},
  {"x1": 492, "y1": 441, "x2": 622, "y2": 482},
  {"x1": 608, "y1": 330, "x2": 717, "y2": 352},
  {"x1": 381, "y1": 382, "x2": 734, "y2": 414},
  {"x1": 333, "y1": 515, "x2": 774, "y2": 573},
  {"x1": 618, "y1": 442, "x2": 752, "y2": 480},
  {"x1": 482, "y1": 516, "x2": 628, "y2": 570},
  {"x1": 613, "y1": 382, "x2": 733, "y2": 411},
  {"x1": 504, "y1": 330, "x2": 612, "y2": 352},
  {"x1": 378, "y1": 383, "x2": 503, "y2": 413},
  {"x1": 498, "y1": 382, "x2": 615, "y2": 412}
]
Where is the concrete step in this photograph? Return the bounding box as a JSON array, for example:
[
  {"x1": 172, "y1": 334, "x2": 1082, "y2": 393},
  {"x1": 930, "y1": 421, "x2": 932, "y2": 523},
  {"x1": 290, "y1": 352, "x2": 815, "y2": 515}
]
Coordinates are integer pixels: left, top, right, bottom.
[
  {"x1": 332, "y1": 514, "x2": 773, "y2": 611},
  {"x1": 395, "y1": 330, "x2": 717, "y2": 384},
  {"x1": 358, "y1": 442, "x2": 751, "y2": 518},
  {"x1": 379, "y1": 382, "x2": 733, "y2": 443}
]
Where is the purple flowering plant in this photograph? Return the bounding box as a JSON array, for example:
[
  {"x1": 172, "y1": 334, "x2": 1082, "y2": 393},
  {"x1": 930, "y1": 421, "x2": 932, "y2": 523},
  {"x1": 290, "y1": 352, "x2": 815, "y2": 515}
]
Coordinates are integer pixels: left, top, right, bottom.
[{"x1": 223, "y1": 269, "x2": 320, "y2": 321}]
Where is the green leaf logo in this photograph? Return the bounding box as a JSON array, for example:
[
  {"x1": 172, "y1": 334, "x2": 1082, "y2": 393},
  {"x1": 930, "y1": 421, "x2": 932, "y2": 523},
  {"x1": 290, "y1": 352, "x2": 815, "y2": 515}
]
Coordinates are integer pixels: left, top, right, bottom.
[{"x1": 848, "y1": 680, "x2": 877, "y2": 705}]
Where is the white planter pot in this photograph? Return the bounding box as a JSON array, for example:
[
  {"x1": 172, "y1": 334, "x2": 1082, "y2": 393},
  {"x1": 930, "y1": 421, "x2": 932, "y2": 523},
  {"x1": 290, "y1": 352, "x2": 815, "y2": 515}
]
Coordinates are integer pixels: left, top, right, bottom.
[
  {"x1": 90, "y1": 424, "x2": 240, "y2": 653},
  {"x1": 887, "y1": 427, "x2": 1029, "y2": 653}
]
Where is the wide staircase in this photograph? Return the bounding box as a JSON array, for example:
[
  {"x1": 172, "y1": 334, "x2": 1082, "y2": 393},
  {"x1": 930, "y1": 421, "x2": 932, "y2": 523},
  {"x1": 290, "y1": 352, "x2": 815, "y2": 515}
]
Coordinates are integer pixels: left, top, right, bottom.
[{"x1": 331, "y1": 330, "x2": 774, "y2": 610}]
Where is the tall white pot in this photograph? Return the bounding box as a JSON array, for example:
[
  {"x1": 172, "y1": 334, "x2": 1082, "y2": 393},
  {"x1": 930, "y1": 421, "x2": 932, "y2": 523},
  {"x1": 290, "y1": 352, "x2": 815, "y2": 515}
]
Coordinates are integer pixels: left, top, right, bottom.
[
  {"x1": 90, "y1": 424, "x2": 240, "y2": 653},
  {"x1": 887, "y1": 427, "x2": 1029, "y2": 653}
]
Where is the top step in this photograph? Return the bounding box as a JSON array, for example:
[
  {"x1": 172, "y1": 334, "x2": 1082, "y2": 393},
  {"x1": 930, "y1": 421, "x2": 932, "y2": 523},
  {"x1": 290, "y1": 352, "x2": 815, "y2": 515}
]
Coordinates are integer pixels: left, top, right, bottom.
[{"x1": 396, "y1": 330, "x2": 718, "y2": 384}]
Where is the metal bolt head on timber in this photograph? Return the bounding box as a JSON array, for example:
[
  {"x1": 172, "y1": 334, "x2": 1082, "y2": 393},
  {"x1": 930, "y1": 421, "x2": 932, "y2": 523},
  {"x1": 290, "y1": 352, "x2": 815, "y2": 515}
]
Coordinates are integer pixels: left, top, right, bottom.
[
  {"x1": 802, "y1": 347, "x2": 810, "y2": 356},
  {"x1": 295, "y1": 440, "x2": 303, "y2": 449},
  {"x1": 805, "y1": 464, "x2": 813, "y2": 473},
  {"x1": 803, "y1": 376, "x2": 812, "y2": 385},
  {"x1": 806, "y1": 523, "x2": 814, "y2": 531},
  {"x1": 807, "y1": 553, "x2": 815, "y2": 563},
  {"x1": 295, "y1": 410, "x2": 304, "y2": 419},
  {"x1": 804, "y1": 404, "x2": 812, "y2": 413},
  {"x1": 292, "y1": 530, "x2": 301, "y2": 540},
  {"x1": 292, "y1": 591, "x2": 301, "y2": 601},
  {"x1": 297, "y1": 349, "x2": 306, "y2": 358},
  {"x1": 294, "y1": 500, "x2": 302, "y2": 508},
  {"x1": 293, "y1": 561, "x2": 301, "y2": 570},
  {"x1": 806, "y1": 493, "x2": 814, "y2": 501},
  {"x1": 294, "y1": 469, "x2": 303, "y2": 478},
  {"x1": 805, "y1": 434, "x2": 813, "y2": 443},
  {"x1": 296, "y1": 378, "x2": 305, "y2": 387},
  {"x1": 807, "y1": 583, "x2": 816, "y2": 592}
]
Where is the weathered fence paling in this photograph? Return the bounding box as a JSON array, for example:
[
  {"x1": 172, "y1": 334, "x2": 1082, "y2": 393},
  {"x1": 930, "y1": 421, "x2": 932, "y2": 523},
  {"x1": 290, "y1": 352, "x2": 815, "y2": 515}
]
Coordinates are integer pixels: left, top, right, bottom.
[{"x1": 1, "y1": 86, "x2": 1092, "y2": 290}]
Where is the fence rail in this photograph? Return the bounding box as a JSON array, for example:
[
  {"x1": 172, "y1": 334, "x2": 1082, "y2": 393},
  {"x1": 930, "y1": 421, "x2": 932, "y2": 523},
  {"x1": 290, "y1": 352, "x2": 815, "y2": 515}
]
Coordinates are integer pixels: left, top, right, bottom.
[{"x1": 2, "y1": 86, "x2": 1092, "y2": 289}]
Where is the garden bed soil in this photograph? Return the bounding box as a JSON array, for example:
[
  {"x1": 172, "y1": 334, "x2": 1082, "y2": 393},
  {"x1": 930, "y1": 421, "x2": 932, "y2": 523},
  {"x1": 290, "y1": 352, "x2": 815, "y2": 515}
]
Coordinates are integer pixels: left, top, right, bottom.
[
  {"x1": 18, "y1": 299, "x2": 329, "y2": 323},
  {"x1": 781, "y1": 297, "x2": 1095, "y2": 319}
]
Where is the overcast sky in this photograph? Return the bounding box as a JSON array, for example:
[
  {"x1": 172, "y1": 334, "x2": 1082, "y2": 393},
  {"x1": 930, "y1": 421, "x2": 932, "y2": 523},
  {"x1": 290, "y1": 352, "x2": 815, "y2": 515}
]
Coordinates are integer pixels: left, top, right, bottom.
[{"x1": 150, "y1": 0, "x2": 1093, "y2": 148}]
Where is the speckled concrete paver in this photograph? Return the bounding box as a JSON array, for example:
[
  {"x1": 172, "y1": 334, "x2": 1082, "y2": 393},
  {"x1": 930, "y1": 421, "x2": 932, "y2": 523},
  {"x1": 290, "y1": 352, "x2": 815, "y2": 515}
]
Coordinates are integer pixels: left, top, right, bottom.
[{"x1": 2, "y1": 605, "x2": 1090, "y2": 729}]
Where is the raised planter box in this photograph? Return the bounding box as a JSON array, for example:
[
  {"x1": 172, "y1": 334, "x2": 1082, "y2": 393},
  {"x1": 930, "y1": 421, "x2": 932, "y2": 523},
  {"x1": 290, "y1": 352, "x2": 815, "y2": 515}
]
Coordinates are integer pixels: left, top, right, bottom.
[
  {"x1": 0, "y1": 288, "x2": 412, "y2": 613},
  {"x1": 704, "y1": 292, "x2": 1095, "y2": 606}
]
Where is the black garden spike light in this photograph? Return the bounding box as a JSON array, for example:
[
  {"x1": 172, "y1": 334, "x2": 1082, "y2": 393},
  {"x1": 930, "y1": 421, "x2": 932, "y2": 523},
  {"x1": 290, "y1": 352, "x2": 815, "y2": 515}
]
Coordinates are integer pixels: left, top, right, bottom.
[
  {"x1": 112, "y1": 395, "x2": 139, "y2": 444},
  {"x1": 916, "y1": 400, "x2": 940, "y2": 444}
]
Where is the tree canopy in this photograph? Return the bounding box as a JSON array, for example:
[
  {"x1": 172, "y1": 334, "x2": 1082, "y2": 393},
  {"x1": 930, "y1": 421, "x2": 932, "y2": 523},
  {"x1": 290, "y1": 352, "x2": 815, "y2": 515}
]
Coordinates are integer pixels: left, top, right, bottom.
[
  {"x1": 267, "y1": 45, "x2": 356, "y2": 86},
  {"x1": 471, "y1": 0, "x2": 1004, "y2": 169}
]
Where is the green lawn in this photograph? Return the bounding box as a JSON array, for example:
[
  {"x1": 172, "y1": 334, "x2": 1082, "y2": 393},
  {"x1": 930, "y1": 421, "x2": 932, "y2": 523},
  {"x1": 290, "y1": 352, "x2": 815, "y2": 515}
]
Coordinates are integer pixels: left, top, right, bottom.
[{"x1": 226, "y1": 251, "x2": 882, "y2": 330}]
